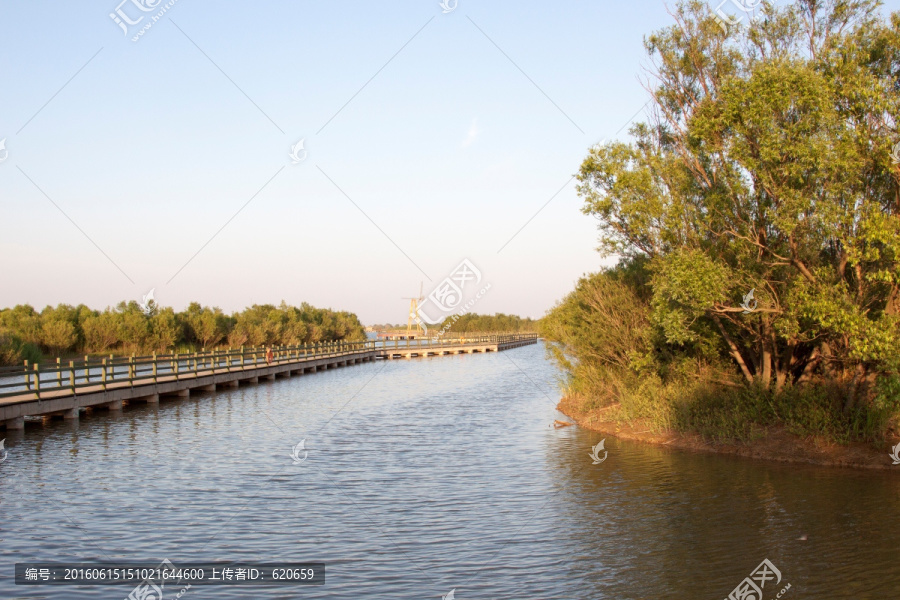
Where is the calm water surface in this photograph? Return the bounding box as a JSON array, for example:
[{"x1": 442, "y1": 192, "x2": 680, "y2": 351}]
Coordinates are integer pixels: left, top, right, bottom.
[{"x1": 1, "y1": 342, "x2": 898, "y2": 599}]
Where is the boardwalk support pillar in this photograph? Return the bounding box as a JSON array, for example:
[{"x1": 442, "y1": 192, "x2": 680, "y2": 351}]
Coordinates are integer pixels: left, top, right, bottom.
[{"x1": 4, "y1": 416, "x2": 25, "y2": 430}]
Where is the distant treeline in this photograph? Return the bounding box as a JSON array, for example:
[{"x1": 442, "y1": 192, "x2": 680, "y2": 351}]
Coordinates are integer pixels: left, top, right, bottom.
[
  {"x1": 0, "y1": 301, "x2": 366, "y2": 366},
  {"x1": 436, "y1": 313, "x2": 539, "y2": 334}
]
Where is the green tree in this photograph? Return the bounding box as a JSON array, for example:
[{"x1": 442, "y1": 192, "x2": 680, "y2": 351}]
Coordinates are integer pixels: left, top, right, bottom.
[
  {"x1": 575, "y1": 0, "x2": 900, "y2": 409},
  {"x1": 0, "y1": 330, "x2": 43, "y2": 366},
  {"x1": 116, "y1": 301, "x2": 152, "y2": 353},
  {"x1": 0, "y1": 305, "x2": 42, "y2": 345},
  {"x1": 83, "y1": 310, "x2": 120, "y2": 353},
  {"x1": 183, "y1": 302, "x2": 228, "y2": 348},
  {"x1": 38, "y1": 305, "x2": 80, "y2": 354},
  {"x1": 149, "y1": 308, "x2": 179, "y2": 352}
]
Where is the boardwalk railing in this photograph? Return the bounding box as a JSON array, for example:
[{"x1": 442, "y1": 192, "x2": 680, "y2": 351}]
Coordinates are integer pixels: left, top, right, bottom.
[{"x1": 0, "y1": 333, "x2": 538, "y2": 401}]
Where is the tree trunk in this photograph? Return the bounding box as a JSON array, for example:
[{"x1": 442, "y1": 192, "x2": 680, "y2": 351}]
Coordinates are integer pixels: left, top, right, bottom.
[
  {"x1": 761, "y1": 342, "x2": 772, "y2": 388},
  {"x1": 713, "y1": 315, "x2": 754, "y2": 384},
  {"x1": 759, "y1": 320, "x2": 772, "y2": 388},
  {"x1": 844, "y1": 363, "x2": 867, "y2": 413},
  {"x1": 775, "y1": 341, "x2": 795, "y2": 393},
  {"x1": 796, "y1": 347, "x2": 820, "y2": 385}
]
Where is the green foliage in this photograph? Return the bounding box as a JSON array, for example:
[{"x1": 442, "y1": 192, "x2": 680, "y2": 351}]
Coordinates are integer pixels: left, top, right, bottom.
[
  {"x1": 39, "y1": 304, "x2": 79, "y2": 355},
  {"x1": 546, "y1": 0, "x2": 900, "y2": 443},
  {"x1": 541, "y1": 266, "x2": 654, "y2": 404},
  {"x1": 650, "y1": 249, "x2": 731, "y2": 345},
  {"x1": 183, "y1": 302, "x2": 228, "y2": 348},
  {"x1": 438, "y1": 312, "x2": 539, "y2": 334},
  {"x1": 0, "y1": 330, "x2": 43, "y2": 366},
  {"x1": 0, "y1": 305, "x2": 42, "y2": 345},
  {"x1": 82, "y1": 311, "x2": 119, "y2": 352},
  {"x1": 0, "y1": 300, "x2": 366, "y2": 364}
]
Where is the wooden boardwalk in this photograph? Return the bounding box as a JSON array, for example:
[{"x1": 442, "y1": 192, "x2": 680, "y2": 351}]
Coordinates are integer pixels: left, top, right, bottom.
[{"x1": 0, "y1": 334, "x2": 538, "y2": 429}]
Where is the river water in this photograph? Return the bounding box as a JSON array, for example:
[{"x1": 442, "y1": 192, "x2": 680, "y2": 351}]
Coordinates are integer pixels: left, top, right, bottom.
[{"x1": 1, "y1": 342, "x2": 898, "y2": 599}]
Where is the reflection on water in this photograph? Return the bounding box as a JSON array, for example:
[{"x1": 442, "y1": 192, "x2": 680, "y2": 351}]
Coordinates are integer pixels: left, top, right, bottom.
[{"x1": 1, "y1": 343, "x2": 898, "y2": 599}]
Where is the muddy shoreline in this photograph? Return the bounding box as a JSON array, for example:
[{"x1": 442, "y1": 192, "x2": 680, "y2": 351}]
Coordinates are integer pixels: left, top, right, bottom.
[{"x1": 557, "y1": 397, "x2": 900, "y2": 471}]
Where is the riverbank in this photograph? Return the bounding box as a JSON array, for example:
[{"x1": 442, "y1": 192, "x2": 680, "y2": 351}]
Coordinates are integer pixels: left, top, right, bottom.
[{"x1": 557, "y1": 395, "x2": 900, "y2": 471}]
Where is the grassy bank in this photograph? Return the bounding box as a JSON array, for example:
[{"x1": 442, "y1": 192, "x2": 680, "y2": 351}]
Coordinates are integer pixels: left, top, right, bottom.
[
  {"x1": 556, "y1": 390, "x2": 900, "y2": 470},
  {"x1": 556, "y1": 373, "x2": 900, "y2": 447}
]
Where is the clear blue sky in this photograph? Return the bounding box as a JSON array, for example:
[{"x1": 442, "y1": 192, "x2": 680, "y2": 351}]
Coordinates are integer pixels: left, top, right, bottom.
[{"x1": 0, "y1": 0, "x2": 677, "y2": 324}]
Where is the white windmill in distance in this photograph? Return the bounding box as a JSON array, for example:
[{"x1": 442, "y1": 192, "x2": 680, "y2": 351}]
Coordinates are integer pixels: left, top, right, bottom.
[{"x1": 403, "y1": 282, "x2": 425, "y2": 338}]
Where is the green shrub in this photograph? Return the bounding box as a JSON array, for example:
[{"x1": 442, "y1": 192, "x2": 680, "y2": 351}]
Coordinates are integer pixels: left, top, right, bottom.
[{"x1": 0, "y1": 330, "x2": 44, "y2": 367}]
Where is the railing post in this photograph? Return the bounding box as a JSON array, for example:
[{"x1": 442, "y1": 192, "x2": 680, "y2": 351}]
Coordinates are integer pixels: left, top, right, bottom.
[
  {"x1": 57, "y1": 357, "x2": 62, "y2": 387},
  {"x1": 69, "y1": 360, "x2": 76, "y2": 392},
  {"x1": 130, "y1": 355, "x2": 135, "y2": 380},
  {"x1": 175, "y1": 352, "x2": 180, "y2": 380},
  {"x1": 153, "y1": 353, "x2": 158, "y2": 383},
  {"x1": 24, "y1": 360, "x2": 30, "y2": 390},
  {"x1": 33, "y1": 363, "x2": 40, "y2": 398},
  {"x1": 101, "y1": 358, "x2": 108, "y2": 390}
]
